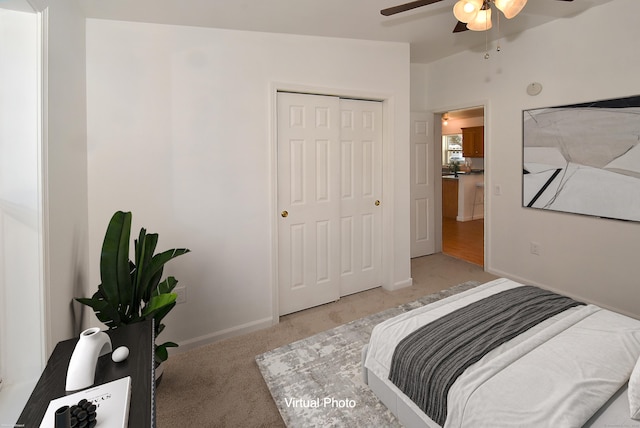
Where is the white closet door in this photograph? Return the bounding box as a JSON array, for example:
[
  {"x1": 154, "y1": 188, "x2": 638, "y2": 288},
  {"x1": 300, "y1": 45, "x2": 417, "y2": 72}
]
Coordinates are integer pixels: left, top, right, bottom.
[
  {"x1": 410, "y1": 112, "x2": 435, "y2": 258},
  {"x1": 338, "y1": 99, "x2": 383, "y2": 296},
  {"x1": 277, "y1": 93, "x2": 384, "y2": 315},
  {"x1": 277, "y1": 92, "x2": 341, "y2": 315}
]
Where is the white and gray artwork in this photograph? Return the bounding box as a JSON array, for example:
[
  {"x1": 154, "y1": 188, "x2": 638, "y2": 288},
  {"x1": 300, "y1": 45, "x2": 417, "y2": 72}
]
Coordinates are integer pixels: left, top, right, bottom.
[{"x1": 523, "y1": 95, "x2": 640, "y2": 222}]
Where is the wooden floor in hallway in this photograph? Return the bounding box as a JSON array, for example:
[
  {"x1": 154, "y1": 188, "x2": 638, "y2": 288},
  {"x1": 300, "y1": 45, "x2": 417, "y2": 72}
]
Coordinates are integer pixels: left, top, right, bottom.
[{"x1": 442, "y1": 217, "x2": 484, "y2": 266}]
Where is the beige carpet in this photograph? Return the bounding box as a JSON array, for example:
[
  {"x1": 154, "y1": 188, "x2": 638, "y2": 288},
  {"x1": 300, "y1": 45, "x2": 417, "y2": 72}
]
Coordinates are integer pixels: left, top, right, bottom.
[{"x1": 156, "y1": 254, "x2": 498, "y2": 427}]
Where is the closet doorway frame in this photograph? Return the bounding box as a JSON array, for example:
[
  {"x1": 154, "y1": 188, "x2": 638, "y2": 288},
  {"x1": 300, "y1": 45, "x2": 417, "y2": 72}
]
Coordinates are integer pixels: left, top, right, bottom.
[{"x1": 268, "y1": 82, "x2": 397, "y2": 322}]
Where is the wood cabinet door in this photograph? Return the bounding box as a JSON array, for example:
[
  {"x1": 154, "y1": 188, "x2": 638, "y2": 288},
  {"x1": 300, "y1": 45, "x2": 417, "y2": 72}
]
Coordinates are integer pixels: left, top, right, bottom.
[
  {"x1": 462, "y1": 126, "x2": 484, "y2": 157},
  {"x1": 442, "y1": 179, "x2": 458, "y2": 219}
]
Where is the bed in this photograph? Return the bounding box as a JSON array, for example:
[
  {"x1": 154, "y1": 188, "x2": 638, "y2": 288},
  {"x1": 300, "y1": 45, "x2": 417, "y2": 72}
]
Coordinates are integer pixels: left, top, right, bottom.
[{"x1": 362, "y1": 278, "x2": 640, "y2": 428}]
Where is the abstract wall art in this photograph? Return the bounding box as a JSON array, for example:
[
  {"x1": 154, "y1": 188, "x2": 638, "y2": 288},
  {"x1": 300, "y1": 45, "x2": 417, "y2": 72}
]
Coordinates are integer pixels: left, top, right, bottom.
[{"x1": 523, "y1": 95, "x2": 640, "y2": 222}]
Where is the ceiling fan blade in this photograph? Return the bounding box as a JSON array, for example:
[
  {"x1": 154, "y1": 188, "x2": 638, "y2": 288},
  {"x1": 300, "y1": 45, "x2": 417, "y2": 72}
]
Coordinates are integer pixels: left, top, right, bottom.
[
  {"x1": 381, "y1": 0, "x2": 444, "y2": 16},
  {"x1": 453, "y1": 21, "x2": 468, "y2": 33}
]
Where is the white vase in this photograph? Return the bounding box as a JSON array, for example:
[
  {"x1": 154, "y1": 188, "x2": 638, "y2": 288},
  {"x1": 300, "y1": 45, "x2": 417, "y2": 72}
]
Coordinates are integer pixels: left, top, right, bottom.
[{"x1": 65, "y1": 327, "x2": 112, "y2": 391}]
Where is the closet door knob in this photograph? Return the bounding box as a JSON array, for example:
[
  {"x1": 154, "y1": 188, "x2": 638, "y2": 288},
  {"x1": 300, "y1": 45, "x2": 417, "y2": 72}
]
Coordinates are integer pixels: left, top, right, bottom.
[
  {"x1": 281, "y1": 210, "x2": 289, "y2": 218},
  {"x1": 375, "y1": 200, "x2": 381, "y2": 206}
]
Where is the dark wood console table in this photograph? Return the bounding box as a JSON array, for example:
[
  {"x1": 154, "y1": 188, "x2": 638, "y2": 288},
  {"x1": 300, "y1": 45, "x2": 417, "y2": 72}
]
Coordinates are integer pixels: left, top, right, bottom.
[{"x1": 17, "y1": 319, "x2": 155, "y2": 427}]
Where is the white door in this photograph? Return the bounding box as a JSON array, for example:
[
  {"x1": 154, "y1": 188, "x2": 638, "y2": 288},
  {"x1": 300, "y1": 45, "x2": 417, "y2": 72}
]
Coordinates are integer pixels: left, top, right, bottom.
[
  {"x1": 277, "y1": 92, "x2": 341, "y2": 315},
  {"x1": 410, "y1": 112, "x2": 436, "y2": 257},
  {"x1": 339, "y1": 99, "x2": 383, "y2": 296},
  {"x1": 277, "y1": 93, "x2": 383, "y2": 315}
]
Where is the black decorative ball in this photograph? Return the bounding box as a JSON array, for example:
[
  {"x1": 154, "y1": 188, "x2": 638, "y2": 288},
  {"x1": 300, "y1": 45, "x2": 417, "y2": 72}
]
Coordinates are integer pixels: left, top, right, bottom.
[{"x1": 69, "y1": 398, "x2": 97, "y2": 428}]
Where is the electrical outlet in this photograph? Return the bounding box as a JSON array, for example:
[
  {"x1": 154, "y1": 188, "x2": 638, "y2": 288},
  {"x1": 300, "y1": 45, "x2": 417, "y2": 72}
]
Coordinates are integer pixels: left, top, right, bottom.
[
  {"x1": 530, "y1": 241, "x2": 541, "y2": 256},
  {"x1": 175, "y1": 286, "x2": 187, "y2": 304}
]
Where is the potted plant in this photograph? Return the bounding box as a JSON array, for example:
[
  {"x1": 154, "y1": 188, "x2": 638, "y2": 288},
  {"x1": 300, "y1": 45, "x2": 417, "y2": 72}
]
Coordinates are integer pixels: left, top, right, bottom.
[
  {"x1": 76, "y1": 211, "x2": 190, "y2": 379},
  {"x1": 449, "y1": 160, "x2": 461, "y2": 177}
]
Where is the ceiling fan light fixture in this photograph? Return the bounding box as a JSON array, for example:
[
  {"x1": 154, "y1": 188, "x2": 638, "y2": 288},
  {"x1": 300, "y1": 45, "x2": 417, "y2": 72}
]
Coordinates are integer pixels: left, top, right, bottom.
[
  {"x1": 493, "y1": 0, "x2": 528, "y2": 19},
  {"x1": 453, "y1": 0, "x2": 482, "y2": 23},
  {"x1": 466, "y1": 7, "x2": 492, "y2": 31}
]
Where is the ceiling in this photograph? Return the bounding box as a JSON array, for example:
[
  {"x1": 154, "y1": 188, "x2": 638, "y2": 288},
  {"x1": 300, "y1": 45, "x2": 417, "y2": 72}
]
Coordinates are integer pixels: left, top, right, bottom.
[
  {"x1": 1, "y1": 0, "x2": 37, "y2": 12},
  {"x1": 445, "y1": 107, "x2": 484, "y2": 120},
  {"x1": 80, "y1": 0, "x2": 612, "y2": 63}
]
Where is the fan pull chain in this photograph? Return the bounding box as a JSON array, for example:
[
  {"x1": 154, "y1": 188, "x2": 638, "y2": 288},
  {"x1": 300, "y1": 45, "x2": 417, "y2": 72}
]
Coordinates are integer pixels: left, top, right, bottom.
[
  {"x1": 483, "y1": 1, "x2": 491, "y2": 59},
  {"x1": 483, "y1": 1, "x2": 502, "y2": 60},
  {"x1": 496, "y1": 5, "x2": 502, "y2": 53},
  {"x1": 484, "y1": 31, "x2": 489, "y2": 59}
]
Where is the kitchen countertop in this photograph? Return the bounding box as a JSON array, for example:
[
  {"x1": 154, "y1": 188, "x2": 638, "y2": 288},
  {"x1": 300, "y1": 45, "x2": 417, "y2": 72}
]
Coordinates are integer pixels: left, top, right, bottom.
[{"x1": 442, "y1": 170, "x2": 484, "y2": 179}]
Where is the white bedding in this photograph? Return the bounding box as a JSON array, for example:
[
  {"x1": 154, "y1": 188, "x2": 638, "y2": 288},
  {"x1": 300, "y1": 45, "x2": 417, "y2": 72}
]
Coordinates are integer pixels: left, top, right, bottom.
[{"x1": 364, "y1": 278, "x2": 640, "y2": 427}]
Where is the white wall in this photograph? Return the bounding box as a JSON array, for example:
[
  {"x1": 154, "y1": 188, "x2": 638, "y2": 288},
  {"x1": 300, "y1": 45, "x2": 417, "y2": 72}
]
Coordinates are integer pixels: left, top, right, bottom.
[
  {"x1": 410, "y1": 63, "x2": 429, "y2": 111},
  {"x1": 86, "y1": 20, "x2": 412, "y2": 350},
  {"x1": 419, "y1": 0, "x2": 640, "y2": 317},
  {"x1": 39, "y1": 0, "x2": 89, "y2": 352},
  {"x1": 0, "y1": 0, "x2": 87, "y2": 421},
  {"x1": 0, "y1": 6, "x2": 42, "y2": 395},
  {"x1": 0, "y1": 0, "x2": 87, "y2": 375}
]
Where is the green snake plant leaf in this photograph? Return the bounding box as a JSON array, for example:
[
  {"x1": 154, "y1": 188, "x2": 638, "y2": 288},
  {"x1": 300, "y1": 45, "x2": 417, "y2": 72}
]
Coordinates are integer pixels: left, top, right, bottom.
[
  {"x1": 76, "y1": 289, "x2": 122, "y2": 328},
  {"x1": 155, "y1": 341, "x2": 179, "y2": 363},
  {"x1": 100, "y1": 211, "x2": 133, "y2": 317},
  {"x1": 155, "y1": 277, "x2": 178, "y2": 296},
  {"x1": 144, "y1": 266, "x2": 164, "y2": 303},
  {"x1": 141, "y1": 293, "x2": 177, "y2": 319},
  {"x1": 139, "y1": 248, "x2": 190, "y2": 300},
  {"x1": 150, "y1": 300, "x2": 176, "y2": 330},
  {"x1": 134, "y1": 229, "x2": 158, "y2": 314}
]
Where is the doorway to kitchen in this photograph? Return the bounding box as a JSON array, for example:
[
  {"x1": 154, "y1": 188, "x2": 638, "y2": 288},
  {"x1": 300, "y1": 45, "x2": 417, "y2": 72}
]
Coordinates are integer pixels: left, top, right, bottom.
[{"x1": 440, "y1": 106, "x2": 485, "y2": 266}]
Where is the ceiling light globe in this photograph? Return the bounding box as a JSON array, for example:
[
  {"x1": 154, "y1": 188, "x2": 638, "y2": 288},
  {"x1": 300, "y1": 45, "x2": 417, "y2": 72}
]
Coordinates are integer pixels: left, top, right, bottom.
[
  {"x1": 453, "y1": 0, "x2": 481, "y2": 23},
  {"x1": 466, "y1": 7, "x2": 492, "y2": 31},
  {"x1": 494, "y1": 0, "x2": 528, "y2": 19}
]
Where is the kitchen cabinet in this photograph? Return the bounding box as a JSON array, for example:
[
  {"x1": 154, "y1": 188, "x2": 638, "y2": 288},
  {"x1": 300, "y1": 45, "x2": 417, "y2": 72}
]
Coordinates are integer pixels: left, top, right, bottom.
[
  {"x1": 442, "y1": 177, "x2": 458, "y2": 219},
  {"x1": 462, "y1": 126, "x2": 484, "y2": 157},
  {"x1": 442, "y1": 173, "x2": 484, "y2": 221}
]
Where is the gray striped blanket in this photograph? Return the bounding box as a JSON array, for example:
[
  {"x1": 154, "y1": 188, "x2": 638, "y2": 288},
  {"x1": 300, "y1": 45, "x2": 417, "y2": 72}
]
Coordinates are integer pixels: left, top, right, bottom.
[{"x1": 388, "y1": 285, "x2": 584, "y2": 426}]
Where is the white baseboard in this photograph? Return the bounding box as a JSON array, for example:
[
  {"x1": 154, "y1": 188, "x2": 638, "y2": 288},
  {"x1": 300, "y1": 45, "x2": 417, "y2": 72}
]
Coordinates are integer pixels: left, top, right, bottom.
[
  {"x1": 170, "y1": 316, "x2": 274, "y2": 355},
  {"x1": 486, "y1": 268, "x2": 637, "y2": 320},
  {"x1": 384, "y1": 277, "x2": 413, "y2": 291}
]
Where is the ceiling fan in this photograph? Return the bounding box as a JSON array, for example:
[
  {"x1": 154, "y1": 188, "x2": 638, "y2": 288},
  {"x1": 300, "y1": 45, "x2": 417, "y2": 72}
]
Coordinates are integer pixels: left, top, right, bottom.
[{"x1": 381, "y1": 0, "x2": 574, "y2": 33}]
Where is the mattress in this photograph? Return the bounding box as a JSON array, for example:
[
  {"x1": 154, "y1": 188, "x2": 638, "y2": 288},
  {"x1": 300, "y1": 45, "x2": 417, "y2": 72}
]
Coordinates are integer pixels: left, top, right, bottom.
[{"x1": 364, "y1": 278, "x2": 640, "y2": 427}]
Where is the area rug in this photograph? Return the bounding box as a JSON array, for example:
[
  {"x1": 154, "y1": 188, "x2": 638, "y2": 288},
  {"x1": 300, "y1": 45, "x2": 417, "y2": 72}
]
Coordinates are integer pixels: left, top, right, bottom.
[{"x1": 255, "y1": 281, "x2": 480, "y2": 427}]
